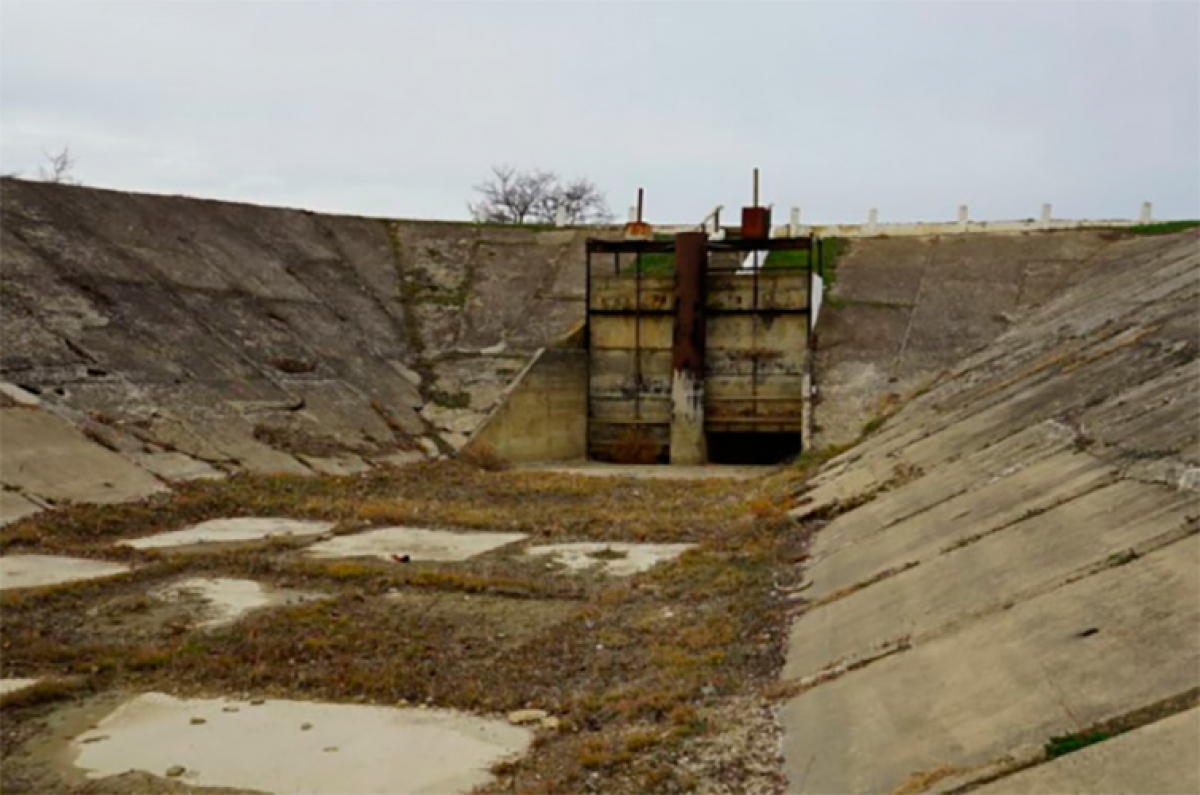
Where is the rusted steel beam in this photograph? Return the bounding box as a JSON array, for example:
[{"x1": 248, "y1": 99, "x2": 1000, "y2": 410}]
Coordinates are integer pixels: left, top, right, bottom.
[
  {"x1": 672, "y1": 232, "x2": 707, "y2": 377},
  {"x1": 587, "y1": 237, "x2": 811, "y2": 255}
]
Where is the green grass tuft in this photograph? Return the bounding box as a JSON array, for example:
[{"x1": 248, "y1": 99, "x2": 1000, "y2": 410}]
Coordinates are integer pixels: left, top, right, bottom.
[
  {"x1": 1045, "y1": 729, "x2": 1112, "y2": 758},
  {"x1": 765, "y1": 238, "x2": 847, "y2": 287},
  {"x1": 1124, "y1": 220, "x2": 1200, "y2": 236}
]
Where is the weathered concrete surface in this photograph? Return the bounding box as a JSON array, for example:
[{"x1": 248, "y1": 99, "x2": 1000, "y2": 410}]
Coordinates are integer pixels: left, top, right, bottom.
[
  {"x1": 466, "y1": 347, "x2": 587, "y2": 462},
  {"x1": 0, "y1": 678, "x2": 41, "y2": 696},
  {"x1": 526, "y1": 542, "x2": 695, "y2": 576},
  {"x1": 782, "y1": 229, "x2": 1200, "y2": 794},
  {"x1": 153, "y1": 577, "x2": 325, "y2": 628},
  {"x1": 71, "y1": 693, "x2": 532, "y2": 795},
  {"x1": 783, "y1": 536, "x2": 1199, "y2": 794},
  {"x1": 1, "y1": 178, "x2": 608, "y2": 505},
  {"x1": 306, "y1": 527, "x2": 527, "y2": 562},
  {"x1": 0, "y1": 554, "x2": 131, "y2": 590},
  {"x1": 785, "y1": 479, "x2": 1194, "y2": 681},
  {"x1": 971, "y1": 707, "x2": 1200, "y2": 795},
  {"x1": 121, "y1": 517, "x2": 334, "y2": 550},
  {"x1": 0, "y1": 407, "x2": 166, "y2": 506},
  {"x1": 813, "y1": 230, "x2": 1163, "y2": 446},
  {"x1": 0, "y1": 489, "x2": 44, "y2": 526}
]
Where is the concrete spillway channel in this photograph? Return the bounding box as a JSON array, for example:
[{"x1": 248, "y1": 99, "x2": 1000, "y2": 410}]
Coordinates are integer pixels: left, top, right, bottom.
[{"x1": 4, "y1": 178, "x2": 1199, "y2": 793}]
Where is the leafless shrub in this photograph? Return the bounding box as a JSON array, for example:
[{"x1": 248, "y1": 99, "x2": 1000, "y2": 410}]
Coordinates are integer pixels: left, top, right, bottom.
[
  {"x1": 459, "y1": 441, "x2": 512, "y2": 471},
  {"x1": 469, "y1": 165, "x2": 612, "y2": 225},
  {"x1": 37, "y1": 147, "x2": 78, "y2": 184}
]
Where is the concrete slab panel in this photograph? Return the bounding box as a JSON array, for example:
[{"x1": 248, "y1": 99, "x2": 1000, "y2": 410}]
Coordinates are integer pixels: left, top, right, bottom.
[
  {"x1": 128, "y1": 451, "x2": 223, "y2": 482},
  {"x1": 0, "y1": 678, "x2": 42, "y2": 696},
  {"x1": 153, "y1": 577, "x2": 325, "y2": 628},
  {"x1": 0, "y1": 555, "x2": 131, "y2": 591},
  {"x1": 785, "y1": 480, "x2": 1194, "y2": 680},
  {"x1": 971, "y1": 708, "x2": 1200, "y2": 795},
  {"x1": 121, "y1": 517, "x2": 334, "y2": 551},
  {"x1": 0, "y1": 408, "x2": 166, "y2": 505},
  {"x1": 781, "y1": 535, "x2": 1199, "y2": 795},
  {"x1": 526, "y1": 542, "x2": 695, "y2": 576},
  {"x1": 802, "y1": 424, "x2": 1080, "y2": 561},
  {"x1": 806, "y1": 450, "x2": 1113, "y2": 602},
  {"x1": 306, "y1": 527, "x2": 527, "y2": 562},
  {"x1": 71, "y1": 693, "x2": 531, "y2": 795},
  {"x1": 0, "y1": 490, "x2": 44, "y2": 526}
]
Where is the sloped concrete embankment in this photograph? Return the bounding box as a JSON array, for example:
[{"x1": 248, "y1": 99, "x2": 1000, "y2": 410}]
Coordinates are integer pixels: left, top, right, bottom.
[
  {"x1": 814, "y1": 230, "x2": 1158, "y2": 446},
  {"x1": 782, "y1": 230, "x2": 1199, "y2": 793},
  {"x1": 0, "y1": 179, "x2": 596, "y2": 521}
]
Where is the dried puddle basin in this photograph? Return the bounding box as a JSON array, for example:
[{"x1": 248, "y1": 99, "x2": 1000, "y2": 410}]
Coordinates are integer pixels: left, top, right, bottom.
[
  {"x1": 0, "y1": 554, "x2": 131, "y2": 591},
  {"x1": 70, "y1": 693, "x2": 532, "y2": 795},
  {"x1": 525, "y1": 542, "x2": 695, "y2": 576},
  {"x1": 154, "y1": 577, "x2": 325, "y2": 628}
]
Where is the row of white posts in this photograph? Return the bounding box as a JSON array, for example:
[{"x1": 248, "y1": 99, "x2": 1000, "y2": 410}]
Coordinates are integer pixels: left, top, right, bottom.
[{"x1": 786, "y1": 202, "x2": 1155, "y2": 236}]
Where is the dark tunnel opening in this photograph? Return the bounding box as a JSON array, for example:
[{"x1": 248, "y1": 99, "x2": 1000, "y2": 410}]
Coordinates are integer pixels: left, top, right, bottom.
[{"x1": 706, "y1": 432, "x2": 803, "y2": 465}]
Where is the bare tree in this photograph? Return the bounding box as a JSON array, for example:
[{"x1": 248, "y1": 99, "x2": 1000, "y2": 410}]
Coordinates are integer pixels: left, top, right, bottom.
[
  {"x1": 469, "y1": 166, "x2": 612, "y2": 225},
  {"x1": 37, "y1": 147, "x2": 78, "y2": 184}
]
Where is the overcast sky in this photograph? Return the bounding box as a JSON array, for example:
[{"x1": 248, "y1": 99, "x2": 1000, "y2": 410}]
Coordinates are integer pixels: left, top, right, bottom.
[{"x1": 1, "y1": 1, "x2": 1197, "y2": 223}]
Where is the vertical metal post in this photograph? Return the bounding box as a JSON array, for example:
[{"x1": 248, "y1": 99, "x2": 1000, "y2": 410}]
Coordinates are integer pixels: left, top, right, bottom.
[
  {"x1": 670, "y1": 232, "x2": 708, "y2": 465},
  {"x1": 807, "y1": 237, "x2": 816, "y2": 343},
  {"x1": 637, "y1": 188, "x2": 644, "y2": 223},
  {"x1": 753, "y1": 168, "x2": 760, "y2": 207}
]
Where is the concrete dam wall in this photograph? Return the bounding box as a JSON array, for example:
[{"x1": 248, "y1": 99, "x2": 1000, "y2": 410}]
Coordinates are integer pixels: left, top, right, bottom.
[
  {"x1": 813, "y1": 230, "x2": 1154, "y2": 447},
  {"x1": 0, "y1": 178, "x2": 594, "y2": 521},
  {"x1": 783, "y1": 228, "x2": 1198, "y2": 792}
]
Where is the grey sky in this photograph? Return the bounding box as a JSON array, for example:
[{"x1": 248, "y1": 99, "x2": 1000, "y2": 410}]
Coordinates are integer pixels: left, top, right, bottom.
[{"x1": 2, "y1": 0, "x2": 1197, "y2": 223}]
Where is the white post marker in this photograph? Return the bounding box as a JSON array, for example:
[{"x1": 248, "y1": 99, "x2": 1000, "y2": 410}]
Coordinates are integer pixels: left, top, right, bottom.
[
  {"x1": 1040, "y1": 203, "x2": 1052, "y2": 228},
  {"x1": 867, "y1": 208, "x2": 879, "y2": 235},
  {"x1": 790, "y1": 207, "x2": 801, "y2": 236},
  {"x1": 555, "y1": 206, "x2": 567, "y2": 227},
  {"x1": 1140, "y1": 202, "x2": 1153, "y2": 224},
  {"x1": 957, "y1": 205, "x2": 969, "y2": 231}
]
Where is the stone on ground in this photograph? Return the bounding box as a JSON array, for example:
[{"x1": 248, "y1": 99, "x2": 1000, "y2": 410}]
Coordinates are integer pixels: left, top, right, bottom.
[{"x1": 71, "y1": 693, "x2": 532, "y2": 795}]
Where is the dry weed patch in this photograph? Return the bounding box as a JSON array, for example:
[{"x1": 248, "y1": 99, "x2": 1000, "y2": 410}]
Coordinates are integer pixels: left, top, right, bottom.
[{"x1": 1, "y1": 461, "x2": 814, "y2": 794}]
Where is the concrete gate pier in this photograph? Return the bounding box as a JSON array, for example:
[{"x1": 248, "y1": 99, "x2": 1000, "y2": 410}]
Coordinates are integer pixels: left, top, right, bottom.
[{"x1": 670, "y1": 232, "x2": 709, "y2": 465}]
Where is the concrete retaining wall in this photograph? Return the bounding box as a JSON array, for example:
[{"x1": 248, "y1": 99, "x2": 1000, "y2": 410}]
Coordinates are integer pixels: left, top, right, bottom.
[
  {"x1": 464, "y1": 348, "x2": 587, "y2": 463},
  {"x1": 0, "y1": 178, "x2": 604, "y2": 518},
  {"x1": 782, "y1": 228, "x2": 1200, "y2": 794},
  {"x1": 812, "y1": 229, "x2": 1158, "y2": 446}
]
